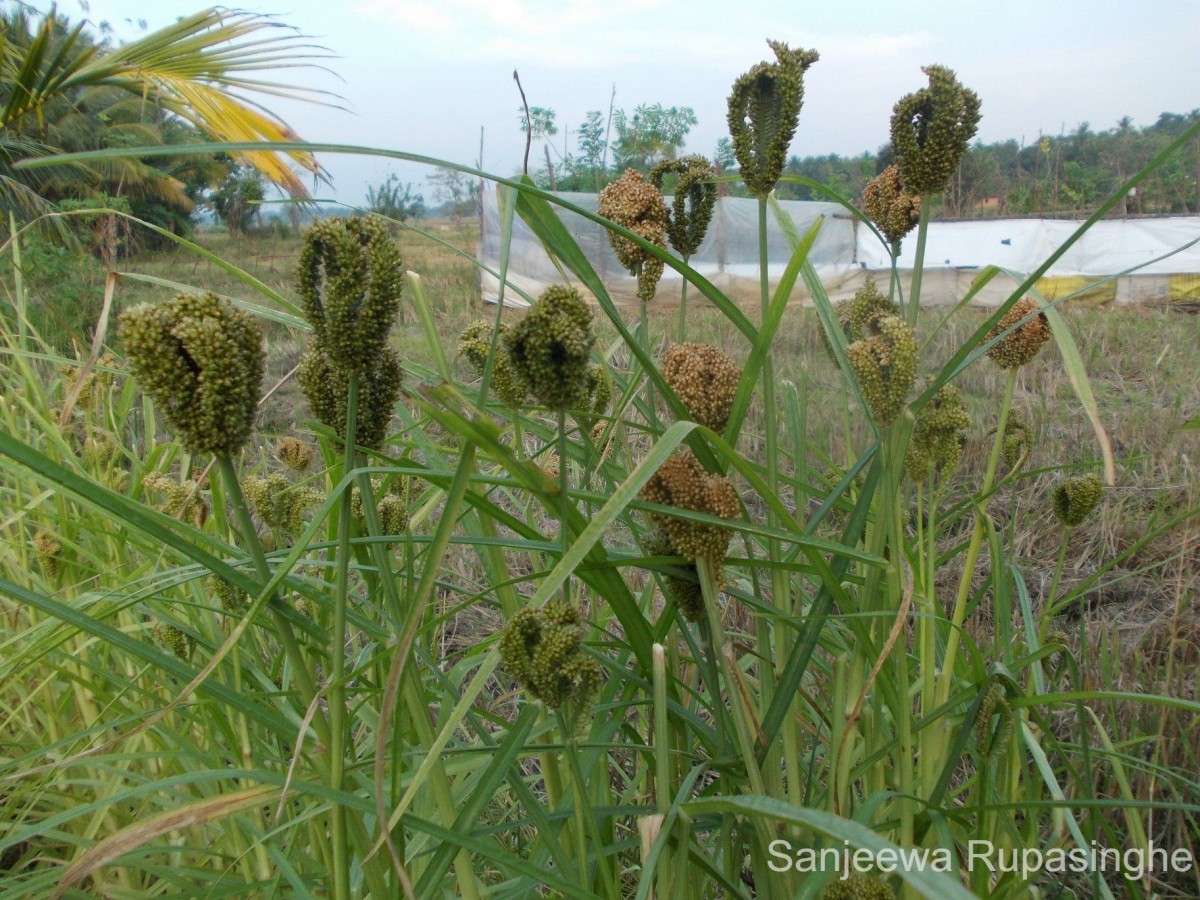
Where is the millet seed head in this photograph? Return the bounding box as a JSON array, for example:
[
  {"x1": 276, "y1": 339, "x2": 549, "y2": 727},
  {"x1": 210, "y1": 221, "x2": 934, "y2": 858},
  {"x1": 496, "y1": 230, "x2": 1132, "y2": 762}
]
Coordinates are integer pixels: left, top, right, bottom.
[
  {"x1": 153, "y1": 623, "x2": 195, "y2": 661},
  {"x1": 208, "y1": 575, "x2": 248, "y2": 613},
  {"x1": 904, "y1": 382, "x2": 971, "y2": 481},
  {"x1": 640, "y1": 449, "x2": 740, "y2": 561},
  {"x1": 1052, "y1": 472, "x2": 1104, "y2": 527},
  {"x1": 576, "y1": 363, "x2": 613, "y2": 430},
  {"x1": 498, "y1": 600, "x2": 599, "y2": 709},
  {"x1": 459, "y1": 320, "x2": 530, "y2": 409},
  {"x1": 34, "y1": 530, "x2": 62, "y2": 580},
  {"x1": 503, "y1": 285, "x2": 595, "y2": 412},
  {"x1": 121, "y1": 292, "x2": 264, "y2": 456},
  {"x1": 644, "y1": 529, "x2": 714, "y2": 623},
  {"x1": 823, "y1": 280, "x2": 901, "y2": 360},
  {"x1": 597, "y1": 168, "x2": 669, "y2": 301},
  {"x1": 986, "y1": 297, "x2": 1052, "y2": 369},
  {"x1": 298, "y1": 344, "x2": 403, "y2": 450},
  {"x1": 863, "y1": 164, "x2": 922, "y2": 246},
  {"x1": 1002, "y1": 413, "x2": 1034, "y2": 470},
  {"x1": 275, "y1": 436, "x2": 315, "y2": 472},
  {"x1": 890, "y1": 64, "x2": 981, "y2": 196},
  {"x1": 846, "y1": 315, "x2": 918, "y2": 426},
  {"x1": 297, "y1": 215, "x2": 403, "y2": 376},
  {"x1": 661, "y1": 342, "x2": 742, "y2": 433},
  {"x1": 823, "y1": 873, "x2": 896, "y2": 900},
  {"x1": 727, "y1": 40, "x2": 819, "y2": 197},
  {"x1": 649, "y1": 154, "x2": 718, "y2": 258}
]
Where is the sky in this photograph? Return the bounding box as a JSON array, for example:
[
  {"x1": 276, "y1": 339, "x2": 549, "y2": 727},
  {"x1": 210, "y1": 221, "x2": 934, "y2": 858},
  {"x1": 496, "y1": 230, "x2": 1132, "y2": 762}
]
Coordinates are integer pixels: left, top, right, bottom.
[{"x1": 55, "y1": 0, "x2": 1200, "y2": 206}]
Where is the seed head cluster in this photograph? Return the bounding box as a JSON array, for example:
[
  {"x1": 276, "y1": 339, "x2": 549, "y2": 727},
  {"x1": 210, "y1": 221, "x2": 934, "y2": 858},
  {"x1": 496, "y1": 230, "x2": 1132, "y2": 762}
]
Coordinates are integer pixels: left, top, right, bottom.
[
  {"x1": 245, "y1": 474, "x2": 321, "y2": 535},
  {"x1": 661, "y1": 342, "x2": 742, "y2": 432},
  {"x1": 141, "y1": 472, "x2": 205, "y2": 523},
  {"x1": 121, "y1": 293, "x2": 264, "y2": 456},
  {"x1": 208, "y1": 575, "x2": 248, "y2": 614},
  {"x1": 644, "y1": 529, "x2": 714, "y2": 623},
  {"x1": 153, "y1": 623, "x2": 195, "y2": 661},
  {"x1": 598, "y1": 168, "x2": 669, "y2": 301},
  {"x1": 649, "y1": 154, "x2": 717, "y2": 259},
  {"x1": 297, "y1": 216, "x2": 403, "y2": 376},
  {"x1": 905, "y1": 383, "x2": 971, "y2": 480},
  {"x1": 504, "y1": 285, "x2": 596, "y2": 411},
  {"x1": 823, "y1": 873, "x2": 896, "y2": 900},
  {"x1": 498, "y1": 600, "x2": 601, "y2": 710},
  {"x1": 298, "y1": 344, "x2": 403, "y2": 450},
  {"x1": 863, "y1": 164, "x2": 922, "y2": 246},
  {"x1": 727, "y1": 41, "x2": 819, "y2": 196},
  {"x1": 297, "y1": 216, "x2": 404, "y2": 449},
  {"x1": 576, "y1": 362, "x2": 613, "y2": 430},
  {"x1": 1002, "y1": 414, "x2": 1033, "y2": 470},
  {"x1": 34, "y1": 530, "x2": 62, "y2": 580},
  {"x1": 458, "y1": 320, "x2": 529, "y2": 409},
  {"x1": 823, "y1": 280, "x2": 900, "y2": 360},
  {"x1": 890, "y1": 64, "x2": 981, "y2": 196},
  {"x1": 351, "y1": 477, "x2": 410, "y2": 543},
  {"x1": 1052, "y1": 473, "x2": 1104, "y2": 527},
  {"x1": 986, "y1": 298, "x2": 1052, "y2": 369},
  {"x1": 275, "y1": 436, "x2": 315, "y2": 472},
  {"x1": 846, "y1": 316, "x2": 918, "y2": 426},
  {"x1": 640, "y1": 449, "x2": 740, "y2": 561}
]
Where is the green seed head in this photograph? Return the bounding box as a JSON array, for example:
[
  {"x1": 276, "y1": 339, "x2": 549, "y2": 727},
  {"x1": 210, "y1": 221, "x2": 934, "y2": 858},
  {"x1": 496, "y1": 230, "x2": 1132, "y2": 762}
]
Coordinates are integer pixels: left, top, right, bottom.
[
  {"x1": 661, "y1": 342, "x2": 742, "y2": 433},
  {"x1": 298, "y1": 344, "x2": 403, "y2": 450},
  {"x1": 275, "y1": 436, "x2": 315, "y2": 472},
  {"x1": 121, "y1": 293, "x2": 265, "y2": 456},
  {"x1": 1002, "y1": 414, "x2": 1033, "y2": 470},
  {"x1": 576, "y1": 362, "x2": 614, "y2": 430},
  {"x1": 1052, "y1": 473, "x2": 1104, "y2": 527},
  {"x1": 890, "y1": 64, "x2": 981, "y2": 196},
  {"x1": 640, "y1": 449, "x2": 740, "y2": 561},
  {"x1": 297, "y1": 216, "x2": 403, "y2": 376},
  {"x1": 459, "y1": 320, "x2": 530, "y2": 409},
  {"x1": 986, "y1": 297, "x2": 1052, "y2": 369},
  {"x1": 498, "y1": 600, "x2": 600, "y2": 709},
  {"x1": 208, "y1": 575, "x2": 248, "y2": 613},
  {"x1": 645, "y1": 529, "x2": 715, "y2": 623},
  {"x1": 727, "y1": 40, "x2": 819, "y2": 197},
  {"x1": 823, "y1": 280, "x2": 901, "y2": 361},
  {"x1": 597, "y1": 168, "x2": 669, "y2": 301},
  {"x1": 823, "y1": 873, "x2": 895, "y2": 900},
  {"x1": 503, "y1": 285, "x2": 595, "y2": 412},
  {"x1": 863, "y1": 164, "x2": 922, "y2": 246},
  {"x1": 846, "y1": 315, "x2": 918, "y2": 426},
  {"x1": 905, "y1": 383, "x2": 971, "y2": 481},
  {"x1": 34, "y1": 530, "x2": 62, "y2": 580},
  {"x1": 649, "y1": 154, "x2": 717, "y2": 258},
  {"x1": 153, "y1": 623, "x2": 195, "y2": 661}
]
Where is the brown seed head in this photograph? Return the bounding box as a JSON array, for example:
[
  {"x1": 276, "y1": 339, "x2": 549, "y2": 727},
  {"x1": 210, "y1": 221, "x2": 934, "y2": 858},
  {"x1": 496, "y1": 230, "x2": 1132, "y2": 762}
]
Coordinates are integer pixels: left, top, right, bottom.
[
  {"x1": 863, "y1": 164, "x2": 921, "y2": 246},
  {"x1": 661, "y1": 342, "x2": 742, "y2": 432},
  {"x1": 986, "y1": 298, "x2": 1051, "y2": 369}
]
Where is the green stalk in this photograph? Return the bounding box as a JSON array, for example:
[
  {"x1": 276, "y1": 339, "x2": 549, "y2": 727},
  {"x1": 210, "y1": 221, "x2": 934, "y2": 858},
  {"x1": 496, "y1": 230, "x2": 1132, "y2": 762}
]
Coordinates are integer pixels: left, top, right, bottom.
[
  {"x1": 330, "y1": 373, "x2": 360, "y2": 900},
  {"x1": 756, "y1": 197, "x2": 783, "y2": 697},
  {"x1": 651, "y1": 642, "x2": 674, "y2": 897},
  {"x1": 677, "y1": 264, "x2": 689, "y2": 342},
  {"x1": 1040, "y1": 531, "x2": 1071, "y2": 640},
  {"x1": 937, "y1": 367, "x2": 1018, "y2": 707},
  {"x1": 215, "y1": 454, "x2": 321, "y2": 716},
  {"x1": 906, "y1": 202, "x2": 931, "y2": 325}
]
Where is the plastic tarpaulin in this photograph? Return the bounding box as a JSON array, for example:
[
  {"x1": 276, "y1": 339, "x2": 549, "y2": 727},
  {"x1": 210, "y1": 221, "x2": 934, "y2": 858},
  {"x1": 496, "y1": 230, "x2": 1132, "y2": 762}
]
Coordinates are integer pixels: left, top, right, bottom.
[{"x1": 479, "y1": 187, "x2": 1200, "y2": 308}]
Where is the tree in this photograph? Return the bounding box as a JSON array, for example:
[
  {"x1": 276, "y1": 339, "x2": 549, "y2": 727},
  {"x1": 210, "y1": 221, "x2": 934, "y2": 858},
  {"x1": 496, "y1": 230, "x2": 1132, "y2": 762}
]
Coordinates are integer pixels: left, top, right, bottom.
[
  {"x1": 0, "y1": 6, "x2": 326, "y2": 232},
  {"x1": 611, "y1": 104, "x2": 697, "y2": 171},
  {"x1": 429, "y1": 167, "x2": 473, "y2": 226},
  {"x1": 576, "y1": 111, "x2": 606, "y2": 189},
  {"x1": 366, "y1": 174, "x2": 424, "y2": 223},
  {"x1": 210, "y1": 164, "x2": 264, "y2": 235}
]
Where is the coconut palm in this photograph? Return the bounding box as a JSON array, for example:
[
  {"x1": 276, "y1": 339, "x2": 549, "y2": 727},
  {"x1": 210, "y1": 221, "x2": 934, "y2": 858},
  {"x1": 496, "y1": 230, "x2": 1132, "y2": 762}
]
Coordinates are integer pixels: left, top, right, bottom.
[{"x1": 0, "y1": 5, "x2": 329, "y2": 228}]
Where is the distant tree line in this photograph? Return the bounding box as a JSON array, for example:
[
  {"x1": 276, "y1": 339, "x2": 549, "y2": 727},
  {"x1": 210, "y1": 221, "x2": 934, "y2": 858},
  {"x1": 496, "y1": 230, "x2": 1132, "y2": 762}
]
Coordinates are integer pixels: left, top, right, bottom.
[{"x1": 517, "y1": 99, "x2": 1199, "y2": 219}]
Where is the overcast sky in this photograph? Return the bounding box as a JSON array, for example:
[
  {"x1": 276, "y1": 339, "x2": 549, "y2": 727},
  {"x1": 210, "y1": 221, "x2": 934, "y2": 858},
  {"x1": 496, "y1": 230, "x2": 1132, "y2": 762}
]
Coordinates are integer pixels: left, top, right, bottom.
[{"x1": 66, "y1": 0, "x2": 1200, "y2": 206}]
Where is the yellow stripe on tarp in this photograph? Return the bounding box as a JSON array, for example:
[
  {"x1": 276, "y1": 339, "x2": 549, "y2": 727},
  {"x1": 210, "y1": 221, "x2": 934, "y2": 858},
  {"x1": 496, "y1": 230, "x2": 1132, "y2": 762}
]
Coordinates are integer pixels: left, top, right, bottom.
[
  {"x1": 1036, "y1": 276, "x2": 1116, "y2": 305},
  {"x1": 1169, "y1": 274, "x2": 1200, "y2": 301}
]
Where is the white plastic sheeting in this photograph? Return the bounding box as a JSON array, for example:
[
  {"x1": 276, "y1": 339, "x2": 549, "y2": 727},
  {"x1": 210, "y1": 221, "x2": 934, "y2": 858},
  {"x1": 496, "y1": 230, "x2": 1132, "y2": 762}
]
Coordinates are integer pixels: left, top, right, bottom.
[{"x1": 479, "y1": 186, "x2": 1200, "y2": 308}]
